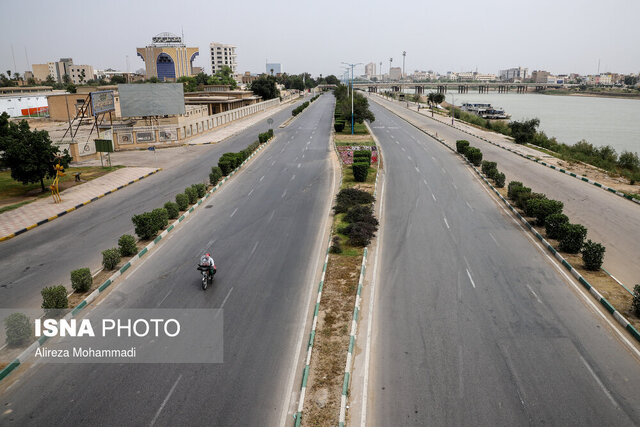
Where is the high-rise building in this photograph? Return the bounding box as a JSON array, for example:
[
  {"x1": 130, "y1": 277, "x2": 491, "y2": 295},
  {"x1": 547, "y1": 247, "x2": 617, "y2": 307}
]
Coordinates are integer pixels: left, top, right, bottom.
[
  {"x1": 136, "y1": 32, "x2": 199, "y2": 81},
  {"x1": 210, "y1": 42, "x2": 237, "y2": 74},
  {"x1": 266, "y1": 63, "x2": 281, "y2": 75},
  {"x1": 499, "y1": 67, "x2": 528, "y2": 81},
  {"x1": 531, "y1": 70, "x2": 550, "y2": 83},
  {"x1": 365, "y1": 62, "x2": 376, "y2": 78},
  {"x1": 389, "y1": 67, "x2": 402, "y2": 80}
]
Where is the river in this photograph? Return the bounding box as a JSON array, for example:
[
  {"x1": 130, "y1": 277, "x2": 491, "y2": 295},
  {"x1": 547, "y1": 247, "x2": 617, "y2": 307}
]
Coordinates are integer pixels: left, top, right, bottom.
[{"x1": 407, "y1": 91, "x2": 640, "y2": 154}]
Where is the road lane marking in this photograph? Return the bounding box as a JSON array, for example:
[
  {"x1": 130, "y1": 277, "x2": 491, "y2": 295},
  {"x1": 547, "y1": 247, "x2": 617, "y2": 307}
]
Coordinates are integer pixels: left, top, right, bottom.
[
  {"x1": 281, "y1": 189, "x2": 287, "y2": 198},
  {"x1": 489, "y1": 232, "x2": 499, "y2": 245},
  {"x1": 401, "y1": 147, "x2": 405, "y2": 152},
  {"x1": 466, "y1": 269, "x2": 476, "y2": 288},
  {"x1": 250, "y1": 241, "x2": 259, "y2": 256},
  {"x1": 260, "y1": 175, "x2": 265, "y2": 182},
  {"x1": 272, "y1": 161, "x2": 276, "y2": 166},
  {"x1": 466, "y1": 201, "x2": 473, "y2": 210},
  {"x1": 158, "y1": 289, "x2": 173, "y2": 307},
  {"x1": 221, "y1": 287, "x2": 234, "y2": 308},
  {"x1": 431, "y1": 193, "x2": 437, "y2": 201},
  {"x1": 452, "y1": 183, "x2": 457, "y2": 189},
  {"x1": 267, "y1": 209, "x2": 275, "y2": 223},
  {"x1": 441, "y1": 167, "x2": 446, "y2": 174},
  {"x1": 248, "y1": 188, "x2": 254, "y2": 197},
  {"x1": 297, "y1": 163, "x2": 301, "y2": 168},
  {"x1": 579, "y1": 355, "x2": 619, "y2": 409},
  {"x1": 291, "y1": 174, "x2": 296, "y2": 181},
  {"x1": 415, "y1": 167, "x2": 420, "y2": 173},
  {"x1": 407, "y1": 155, "x2": 412, "y2": 160},
  {"x1": 230, "y1": 208, "x2": 238, "y2": 218},
  {"x1": 150, "y1": 374, "x2": 182, "y2": 426},
  {"x1": 526, "y1": 284, "x2": 542, "y2": 303},
  {"x1": 443, "y1": 217, "x2": 450, "y2": 229},
  {"x1": 423, "y1": 179, "x2": 428, "y2": 185}
]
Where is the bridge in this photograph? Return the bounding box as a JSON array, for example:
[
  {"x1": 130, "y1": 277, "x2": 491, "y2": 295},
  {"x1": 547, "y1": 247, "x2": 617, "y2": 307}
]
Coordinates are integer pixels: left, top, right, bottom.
[{"x1": 353, "y1": 81, "x2": 572, "y2": 94}]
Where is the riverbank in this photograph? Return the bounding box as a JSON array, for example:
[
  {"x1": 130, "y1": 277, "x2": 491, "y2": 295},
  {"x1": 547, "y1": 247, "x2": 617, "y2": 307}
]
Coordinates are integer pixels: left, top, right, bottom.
[{"x1": 540, "y1": 88, "x2": 640, "y2": 100}]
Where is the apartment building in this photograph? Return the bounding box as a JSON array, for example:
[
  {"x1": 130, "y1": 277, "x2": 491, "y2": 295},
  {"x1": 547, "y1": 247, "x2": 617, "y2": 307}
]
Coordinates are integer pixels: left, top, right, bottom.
[{"x1": 210, "y1": 42, "x2": 237, "y2": 74}]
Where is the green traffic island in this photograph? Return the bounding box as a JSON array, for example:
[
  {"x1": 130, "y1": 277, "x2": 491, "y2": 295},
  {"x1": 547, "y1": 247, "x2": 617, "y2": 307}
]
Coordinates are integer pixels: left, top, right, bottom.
[
  {"x1": 301, "y1": 118, "x2": 379, "y2": 424},
  {"x1": 0, "y1": 130, "x2": 275, "y2": 373}
]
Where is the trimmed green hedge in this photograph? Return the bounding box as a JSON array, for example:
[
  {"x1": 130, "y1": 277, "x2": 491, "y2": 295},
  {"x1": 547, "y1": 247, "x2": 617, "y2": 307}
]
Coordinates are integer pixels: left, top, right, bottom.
[
  {"x1": 164, "y1": 201, "x2": 179, "y2": 219},
  {"x1": 119, "y1": 234, "x2": 138, "y2": 256},
  {"x1": 5, "y1": 313, "x2": 31, "y2": 346},
  {"x1": 545, "y1": 213, "x2": 569, "y2": 239},
  {"x1": 582, "y1": 240, "x2": 605, "y2": 270},
  {"x1": 456, "y1": 140, "x2": 470, "y2": 154},
  {"x1": 41, "y1": 285, "x2": 68, "y2": 311},
  {"x1": 102, "y1": 248, "x2": 121, "y2": 270},
  {"x1": 176, "y1": 193, "x2": 189, "y2": 211},
  {"x1": 352, "y1": 162, "x2": 369, "y2": 182},
  {"x1": 559, "y1": 223, "x2": 587, "y2": 253},
  {"x1": 71, "y1": 268, "x2": 92, "y2": 292}
]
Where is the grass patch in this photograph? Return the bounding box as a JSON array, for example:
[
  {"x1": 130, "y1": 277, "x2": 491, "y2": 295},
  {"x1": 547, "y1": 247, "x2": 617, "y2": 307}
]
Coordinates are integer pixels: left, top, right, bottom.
[
  {"x1": 0, "y1": 166, "x2": 125, "y2": 204},
  {"x1": 0, "y1": 199, "x2": 34, "y2": 214},
  {"x1": 337, "y1": 122, "x2": 368, "y2": 135},
  {"x1": 341, "y1": 165, "x2": 377, "y2": 189}
]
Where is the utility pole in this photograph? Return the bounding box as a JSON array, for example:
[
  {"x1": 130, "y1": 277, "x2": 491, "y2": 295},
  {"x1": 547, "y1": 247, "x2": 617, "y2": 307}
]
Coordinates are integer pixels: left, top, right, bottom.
[
  {"x1": 402, "y1": 51, "x2": 406, "y2": 79},
  {"x1": 342, "y1": 62, "x2": 362, "y2": 135},
  {"x1": 389, "y1": 57, "x2": 393, "y2": 79}
]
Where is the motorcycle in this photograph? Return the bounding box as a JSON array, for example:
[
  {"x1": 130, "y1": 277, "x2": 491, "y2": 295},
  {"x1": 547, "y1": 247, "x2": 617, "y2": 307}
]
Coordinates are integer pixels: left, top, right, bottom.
[{"x1": 197, "y1": 265, "x2": 215, "y2": 290}]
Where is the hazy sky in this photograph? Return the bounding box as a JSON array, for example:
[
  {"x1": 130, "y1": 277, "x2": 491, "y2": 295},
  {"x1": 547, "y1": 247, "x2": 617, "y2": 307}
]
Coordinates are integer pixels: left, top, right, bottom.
[{"x1": 1, "y1": 0, "x2": 639, "y2": 78}]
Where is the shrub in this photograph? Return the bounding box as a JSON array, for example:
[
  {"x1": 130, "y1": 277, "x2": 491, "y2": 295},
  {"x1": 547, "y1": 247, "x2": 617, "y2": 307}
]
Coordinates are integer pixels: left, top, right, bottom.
[
  {"x1": 194, "y1": 183, "x2": 207, "y2": 198},
  {"x1": 545, "y1": 213, "x2": 569, "y2": 239},
  {"x1": 164, "y1": 201, "x2": 179, "y2": 219},
  {"x1": 456, "y1": 140, "x2": 470, "y2": 154},
  {"x1": 582, "y1": 240, "x2": 605, "y2": 271},
  {"x1": 329, "y1": 236, "x2": 342, "y2": 254},
  {"x1": 151, "y1": 208, "x2": 169, "y2": 231},
  {"x1": 218, "y1": 159, "x2": 233, "y2": 176},
  {"x1": 334, "y1": 188, "x2": 375, "y2": 213},
  {"x1": 102, "y1": 248, "x2": 121, "y2": 270},
  {"x1": 343, "y1": 221, "x2": 378, "y2": 247},
  {"x1": 268, "y1": 128, "x2": 274, "y2": 138},
  {"x1": 334, "y1": 121, "x2": 345, "y2": 132},
  {"x1": 481, "y1": 161, "x2": 498, "y2": 178},
  {"x1": 41, "y1": 285, "x2": 68, "y2": 311},
  {"x1": 532, "y1": 199, "x2": 563, "y2": 226},
  {"x1": 633, "y1": 285, "x2": 640, "y2": 316},
  {"x1": 118, "y1": 234, "x2": 138, "y2": 256},
  {"x1": 523, "y1": 193, "x2": 547, "y2": 217},
  {"x1": 507, "y1": 181, "x2": 524, "y2": 199},
  {"x1": 132, "y1": 211, "x2": 157, "y2": 240},
  {"x1": 258, "y1": 132, "x2": 267, "y2": 143},
  {"x1": 210, "y1": 167, "x2": 222, "y2": 185},
  {"x1": 353, "y1": 150, "x2": 372, "y2": 163},
  {"x1": 494, "y1": 172, "x2": 506, "y2": 188},
  {"x1": 70, "y1": 267, "x2": 92, "y2": 292},
  {"x1": 176, "y1": 193, "x2": 189, "y2": 211},
  {"x1": 5, "y1": 313, "x2": 31, "y2": 346},
  {"x1": 185, "y1": 186, "x2": 198, "y2": 204},
  {"x1": 511, "y1": 186, "x2": 531, "y2": 209},
  {"x1": 352, "y1": 162, "x2": 369, "y2": 182},
  {"x1": 466, "y1": 147, "x2": 483, "y2": 166},
  {"x1": 344, "y1": 204, "x2": 378, "y2": 226},
  {"x1": 559, "y1": 223, "x2": 587, "y2": 253}
]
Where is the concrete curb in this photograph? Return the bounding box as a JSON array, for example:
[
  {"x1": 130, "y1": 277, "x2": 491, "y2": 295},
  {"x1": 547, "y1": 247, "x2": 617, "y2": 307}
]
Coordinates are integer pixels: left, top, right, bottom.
[
  {"x1": 0, "y1": 169, "x2": 162, "y2": 242},
  {"x1": 339, "y1": 164, "x2": 381, "y2": 427},
  {"x1": 460, "y1": 149, "x2": 640, "y2": 345},
  {"x1": 376, "y1": 94, "x2": 640, "y2": 206},
  {"x1": 294, "y1": 236, "x2": 332, "y2": 427},
  {"x1": 0, "y1": 136, "x2": 277, "y2": 384}
]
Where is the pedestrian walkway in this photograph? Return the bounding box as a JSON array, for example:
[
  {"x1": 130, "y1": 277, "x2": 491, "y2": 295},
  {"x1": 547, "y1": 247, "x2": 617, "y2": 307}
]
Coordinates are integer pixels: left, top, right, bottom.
[{"x1": 0, "y1": 167, "x2": 159, "y2": 241}]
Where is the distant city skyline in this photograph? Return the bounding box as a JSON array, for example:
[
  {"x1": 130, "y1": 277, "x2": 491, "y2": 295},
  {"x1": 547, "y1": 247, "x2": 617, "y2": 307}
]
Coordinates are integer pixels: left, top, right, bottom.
[{"x1": 1, "y1": 0, "x2": 639, "y2": 79}]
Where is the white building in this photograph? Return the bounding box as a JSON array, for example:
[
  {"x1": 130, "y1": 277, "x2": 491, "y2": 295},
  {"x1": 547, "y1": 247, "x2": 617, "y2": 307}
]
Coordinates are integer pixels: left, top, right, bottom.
[
  {"x1": 210, "y1": 43, "x2": 237, "y2": 74},
  {"x1": 499, "y1": 67, "x2": 528, "y2": 81},
  {"x1": 365, "y1": 62, "x2": 376, "y2": 78}
]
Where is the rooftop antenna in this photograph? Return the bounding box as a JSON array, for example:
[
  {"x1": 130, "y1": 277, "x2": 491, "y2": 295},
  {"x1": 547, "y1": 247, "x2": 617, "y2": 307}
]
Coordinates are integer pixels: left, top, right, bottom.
[
  {"x1": 10, "y1": 44, "x2": 17, "y2": 76},
  {"x1": 597, "y1": 59, "x2": 600, "y2": 75},
  {"x1": 24, "y1": 46, "x2": 30, "y2": 71},
  {"x1": 181, "y1": 26, "x2": 184, "y2": 43}
]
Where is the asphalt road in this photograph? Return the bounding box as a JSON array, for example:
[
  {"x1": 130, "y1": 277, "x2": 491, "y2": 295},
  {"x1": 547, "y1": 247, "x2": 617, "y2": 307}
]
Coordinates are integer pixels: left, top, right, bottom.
[
  {"x1": 370, "y1": 95, "x2": 640, "y2": 286},
  {"x1": 0, "y1": 94, "x2": 334, "y2": 426},
  {"x1": 0, "y1": 98, "x2": 307, "y2": 310},
  {"x1": 366, "y1": 102, "x2": 640, "y2": 426}
]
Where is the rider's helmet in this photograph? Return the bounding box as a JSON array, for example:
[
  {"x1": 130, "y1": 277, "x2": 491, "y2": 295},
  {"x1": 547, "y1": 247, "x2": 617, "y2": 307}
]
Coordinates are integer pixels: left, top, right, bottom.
[{"x1": 205, "y1": 252, "x2": 210, "y2": 257}]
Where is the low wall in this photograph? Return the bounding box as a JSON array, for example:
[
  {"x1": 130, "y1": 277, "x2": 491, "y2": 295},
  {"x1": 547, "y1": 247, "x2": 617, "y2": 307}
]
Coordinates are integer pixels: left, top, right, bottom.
[{"x1": 112, "y1": 98, "x2": 281, "y2": 150}]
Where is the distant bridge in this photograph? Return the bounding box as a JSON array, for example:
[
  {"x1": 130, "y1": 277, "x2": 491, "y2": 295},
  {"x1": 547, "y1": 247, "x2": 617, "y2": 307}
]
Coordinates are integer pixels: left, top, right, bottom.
[{"x1": 353, "y1": 81, "x2": 575, "y2": 94}]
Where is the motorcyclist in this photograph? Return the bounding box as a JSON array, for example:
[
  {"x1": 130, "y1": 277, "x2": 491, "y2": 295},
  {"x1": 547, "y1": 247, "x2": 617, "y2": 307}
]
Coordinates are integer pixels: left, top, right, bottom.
[{"x1": 200, "y1": 252, "x2": 216, "y2": 278}]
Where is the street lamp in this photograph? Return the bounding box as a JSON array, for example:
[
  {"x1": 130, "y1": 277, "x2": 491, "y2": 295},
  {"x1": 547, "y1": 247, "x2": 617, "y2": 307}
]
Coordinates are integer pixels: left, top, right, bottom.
[
  {"x1": 342, "y1": 62, "x2": 362, "y2": 135},
  {"x1": 450, "y1": 92, "x2": 455, "y2": 125}
]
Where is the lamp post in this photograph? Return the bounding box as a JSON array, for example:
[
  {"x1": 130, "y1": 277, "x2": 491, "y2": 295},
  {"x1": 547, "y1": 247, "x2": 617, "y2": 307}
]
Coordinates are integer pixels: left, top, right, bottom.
[
  {"x1": 450, "y1": 92, "x2": 455, "y2": 125},
  {"x1": 342, "y1": 62, "x2": 362, "y2": 135}
]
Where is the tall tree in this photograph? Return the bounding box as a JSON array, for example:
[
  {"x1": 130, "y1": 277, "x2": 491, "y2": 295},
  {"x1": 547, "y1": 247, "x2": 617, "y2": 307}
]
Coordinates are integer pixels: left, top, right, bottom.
[
  {"x1": 249, "y1": 75, "x2": 279, "y2": 100},
  {"x1": 208, "y1": 66, "x2": 237, "y2": 89},
  {"x1": 0, "y1": 113, "x2": 72, "y2": 191},
  {"x1": 509, "y1": 118, "x2": 540, "y2": 144}
]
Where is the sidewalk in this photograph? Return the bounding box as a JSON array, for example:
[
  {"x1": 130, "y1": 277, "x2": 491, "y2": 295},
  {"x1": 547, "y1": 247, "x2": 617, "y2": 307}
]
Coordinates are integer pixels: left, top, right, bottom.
[{"x1": 0, "y1": 167, "x2": 159, "y2": 241}]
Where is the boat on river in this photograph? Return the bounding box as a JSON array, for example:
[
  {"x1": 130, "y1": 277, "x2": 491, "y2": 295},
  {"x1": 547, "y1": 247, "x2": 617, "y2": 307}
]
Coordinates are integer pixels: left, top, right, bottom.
[{"x1": 461, "y1": 102, "x2": 511, "y2": 119}]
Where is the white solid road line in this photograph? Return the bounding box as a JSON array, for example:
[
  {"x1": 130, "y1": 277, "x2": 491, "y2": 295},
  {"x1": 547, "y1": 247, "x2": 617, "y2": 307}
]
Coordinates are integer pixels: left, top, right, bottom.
[
  {"x1": 230, "y1": 208, "x2": 238, "y2": 218},
  {"x1": 579, "y1": 354, "x2": 620, "y2": 409},
  {"x1": 157, "y1": 289, "x2": 173, "y2": 307},
  {"x1": 149, "y1": 374, "x2": 182, "y2": 426},
  {"x1": 443, "y1": 217, "x2": 450, "y2": 229},
  {"x1": 466, "y1": 269, "x2": 477, "y2": 289},
  {"x1": 360, "y1": 176, "x2": 386, "y2": 427}
]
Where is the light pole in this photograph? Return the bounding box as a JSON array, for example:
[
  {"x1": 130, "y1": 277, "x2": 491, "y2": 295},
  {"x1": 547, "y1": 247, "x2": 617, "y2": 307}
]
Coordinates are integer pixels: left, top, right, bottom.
[
  {"x1": 402, "y1": 51, "x2": 406, "y2": 79},
  {"x1": 342, "y1": 62, "x2": 362, "y2": 135},
  {"x1": 450, "y1": 92, "x2": 455, "y2": 125}
]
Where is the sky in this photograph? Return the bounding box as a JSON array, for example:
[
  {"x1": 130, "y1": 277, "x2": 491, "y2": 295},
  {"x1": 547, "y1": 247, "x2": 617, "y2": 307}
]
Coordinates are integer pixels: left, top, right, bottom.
[{"x1": 1, "y1": 0, "x2": 639, "y2": 79}]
